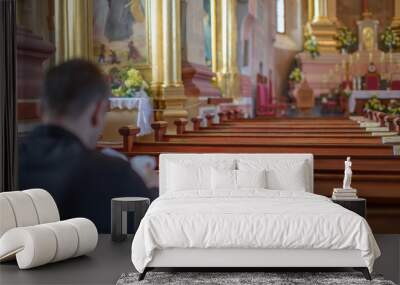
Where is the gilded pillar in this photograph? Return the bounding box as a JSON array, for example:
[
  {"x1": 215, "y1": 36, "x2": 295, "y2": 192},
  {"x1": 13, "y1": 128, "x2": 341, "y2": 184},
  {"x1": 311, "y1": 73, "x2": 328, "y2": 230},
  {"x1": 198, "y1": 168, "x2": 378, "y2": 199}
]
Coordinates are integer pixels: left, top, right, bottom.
[
  {"x1": 391, "y1": 0, "x2": 400, "y2": 49},
  {"x1": 150, "y1": 0, "x2": 163, "y2": 93},
  {"x1": 312, "y1": 0, "x2": 330, "y2": 25},
  {"x1": 308, "y1": 0, "x2": 314, "y2": 23},
  {"x1": 392, "y1": 0, "x2": 400, "y2": 27},
  {"x1": 327, "y1": 0, "x2": 338, "y2": 24},
  {"x1": 150, "y1": 0, "x2": 187, "y2": 128},
  {"x1": 54, "y1": 0, "x2": 93, "y2": 63},
  {"x1": 214, "y1": 0, "x2": 240, "y2": 99},
  {"x1": 309, "y1": 0, "x2": 337, "y2": 53},
  {"x1": 161, "y1": 0, "x2": 183, "y2": 89}
]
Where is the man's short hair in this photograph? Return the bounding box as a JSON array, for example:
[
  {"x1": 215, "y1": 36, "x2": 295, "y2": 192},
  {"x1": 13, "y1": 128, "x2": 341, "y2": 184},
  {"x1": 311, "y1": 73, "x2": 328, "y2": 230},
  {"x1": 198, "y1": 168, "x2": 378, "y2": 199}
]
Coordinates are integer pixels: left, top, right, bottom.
[{"x1": 41, "y1": 59, "x2": 110, "y2": 118}]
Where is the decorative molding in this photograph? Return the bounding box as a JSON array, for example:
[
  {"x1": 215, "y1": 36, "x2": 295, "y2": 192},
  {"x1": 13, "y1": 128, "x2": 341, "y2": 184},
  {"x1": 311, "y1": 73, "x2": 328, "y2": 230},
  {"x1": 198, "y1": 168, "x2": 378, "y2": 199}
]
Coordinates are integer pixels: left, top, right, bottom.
[{"x1": 182, "y1": 62, "x2": 221, "y2": 97}]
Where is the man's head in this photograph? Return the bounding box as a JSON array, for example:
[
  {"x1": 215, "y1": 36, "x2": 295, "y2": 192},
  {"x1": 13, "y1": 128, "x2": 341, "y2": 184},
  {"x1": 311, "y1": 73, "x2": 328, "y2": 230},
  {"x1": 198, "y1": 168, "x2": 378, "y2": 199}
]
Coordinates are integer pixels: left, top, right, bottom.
[{"x1": 41, "y1": 59, "x2": 110, "y2": 149}]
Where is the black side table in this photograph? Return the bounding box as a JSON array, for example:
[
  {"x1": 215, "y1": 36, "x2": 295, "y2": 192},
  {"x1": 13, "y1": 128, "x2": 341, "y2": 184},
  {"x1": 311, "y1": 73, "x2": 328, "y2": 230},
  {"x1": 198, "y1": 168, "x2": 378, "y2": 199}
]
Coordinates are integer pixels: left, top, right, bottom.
[
  {"x1": 111, "y1": 197, "x2": 150, "y2": 242},
  {"x1": 331, "y1": 198, "x2": 366, "y2": 218}
]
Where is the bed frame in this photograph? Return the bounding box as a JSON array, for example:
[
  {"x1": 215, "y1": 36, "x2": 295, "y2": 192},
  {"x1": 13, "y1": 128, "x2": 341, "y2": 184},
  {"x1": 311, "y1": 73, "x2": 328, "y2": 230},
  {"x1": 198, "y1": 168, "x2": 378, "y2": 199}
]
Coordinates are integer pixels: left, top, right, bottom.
[
  {"x1": 139, "y1": 248, "x2": 371, "y2": 280},
  {"x1": 138, "y1": 154, "x2": 372, "y2": 281}
]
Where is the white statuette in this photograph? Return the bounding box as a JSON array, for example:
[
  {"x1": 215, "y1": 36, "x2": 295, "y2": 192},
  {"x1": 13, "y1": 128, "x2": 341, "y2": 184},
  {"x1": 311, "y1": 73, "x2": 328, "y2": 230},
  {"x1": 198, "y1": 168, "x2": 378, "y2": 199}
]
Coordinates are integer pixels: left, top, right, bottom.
[{"x1": 342, "y1": 157, "x2": 352, "y2": 190}]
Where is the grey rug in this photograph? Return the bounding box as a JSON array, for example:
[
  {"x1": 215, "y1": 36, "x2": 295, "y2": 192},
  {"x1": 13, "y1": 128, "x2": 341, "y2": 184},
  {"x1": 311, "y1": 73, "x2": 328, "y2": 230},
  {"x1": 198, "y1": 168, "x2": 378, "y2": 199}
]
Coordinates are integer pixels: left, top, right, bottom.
[{"x1": 116, "y1": 272, "x2": 396, "y2": 285}]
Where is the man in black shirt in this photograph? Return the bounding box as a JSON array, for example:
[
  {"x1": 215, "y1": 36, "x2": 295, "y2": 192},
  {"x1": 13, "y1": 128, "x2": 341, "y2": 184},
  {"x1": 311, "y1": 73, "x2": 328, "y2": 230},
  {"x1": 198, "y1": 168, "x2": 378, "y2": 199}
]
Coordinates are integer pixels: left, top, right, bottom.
[{"x1": 18, "y1": 60, "x2": 156, "y2": 233}]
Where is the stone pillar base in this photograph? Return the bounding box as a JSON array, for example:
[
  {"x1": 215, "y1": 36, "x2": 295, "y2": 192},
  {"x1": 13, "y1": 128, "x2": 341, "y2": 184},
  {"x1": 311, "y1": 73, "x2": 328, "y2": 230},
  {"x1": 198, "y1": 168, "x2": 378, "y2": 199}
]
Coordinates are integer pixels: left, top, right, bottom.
[
  {"x1": 161, "y1": 85, "x2": 188, "y2": 133},
  {"x1": 310, "y1": 21, "x2": 337, "y2": 52}
]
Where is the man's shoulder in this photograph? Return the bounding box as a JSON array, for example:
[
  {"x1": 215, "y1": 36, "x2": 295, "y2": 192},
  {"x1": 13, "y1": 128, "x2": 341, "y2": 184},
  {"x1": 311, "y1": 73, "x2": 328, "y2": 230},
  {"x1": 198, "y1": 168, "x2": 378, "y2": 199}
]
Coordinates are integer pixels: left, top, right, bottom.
[
  {"x1": 82, "y1": 151, "x2": 147, "y2": 193},
  {"x1": 85, "y1": 151, "x2": 132, "y2": 172}
]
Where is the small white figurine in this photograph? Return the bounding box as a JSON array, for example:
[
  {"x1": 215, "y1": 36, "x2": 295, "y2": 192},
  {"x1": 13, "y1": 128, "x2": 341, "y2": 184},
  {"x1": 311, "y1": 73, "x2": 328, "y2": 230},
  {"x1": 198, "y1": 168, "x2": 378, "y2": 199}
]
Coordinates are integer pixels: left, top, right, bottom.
[{"x1": 342, "y1": 157, "x2": 352, "y2": 190}]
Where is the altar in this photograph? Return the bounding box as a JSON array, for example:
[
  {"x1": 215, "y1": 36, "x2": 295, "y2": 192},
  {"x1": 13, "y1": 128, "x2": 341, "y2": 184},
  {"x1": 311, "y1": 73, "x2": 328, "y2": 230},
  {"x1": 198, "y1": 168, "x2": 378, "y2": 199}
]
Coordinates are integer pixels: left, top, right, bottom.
[
  {"x1": 349, "y1": 91, "x2": 400, "y2": 114},
  {"x1": 101, "y1": 97, "x2": 153, "y2": 143},
  {"x1": 299, "y1": 0, "x2": 400, "y2": 101}
]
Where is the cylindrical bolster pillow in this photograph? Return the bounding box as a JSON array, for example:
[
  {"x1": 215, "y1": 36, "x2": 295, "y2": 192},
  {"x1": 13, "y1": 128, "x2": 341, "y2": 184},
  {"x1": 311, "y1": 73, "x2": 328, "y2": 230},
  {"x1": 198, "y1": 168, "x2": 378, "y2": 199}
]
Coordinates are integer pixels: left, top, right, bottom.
[
  {"x1": 23, "y1": 189, "x2": 60, "y2": 224},
  {"x1": 0, "y1": 218, "x2": 98, "y2": 269},
  {"x1": 0, "y1": 226, "x2": 57, "y2": 268},
  {"x1": 0, "y1": 196, "x2": 17, "y2": 237},
  {"x1": 0, "y1": 189, "x2": 60, "y2": 238},
  {"x1": 0, "y1": 191, "x2": 39, "y2": 228},
  {"x1": 64, "y1": 218, "x2": 98, "y2": 257}
]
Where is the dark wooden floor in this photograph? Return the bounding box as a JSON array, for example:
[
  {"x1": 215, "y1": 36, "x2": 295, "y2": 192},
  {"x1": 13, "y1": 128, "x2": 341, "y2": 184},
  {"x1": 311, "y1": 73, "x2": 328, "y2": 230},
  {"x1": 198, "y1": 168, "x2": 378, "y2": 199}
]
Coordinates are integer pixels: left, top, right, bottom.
[{"x1": 1, "y1": 234, "x2": 399, "y2": 285}]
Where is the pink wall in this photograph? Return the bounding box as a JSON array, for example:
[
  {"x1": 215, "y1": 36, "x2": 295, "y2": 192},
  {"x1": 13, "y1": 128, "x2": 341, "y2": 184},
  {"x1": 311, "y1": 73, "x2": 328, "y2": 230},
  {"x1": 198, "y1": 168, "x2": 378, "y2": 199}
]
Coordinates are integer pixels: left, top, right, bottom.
[{"x1": 337, "y1": 0, "x2": 394, "y2": 31}]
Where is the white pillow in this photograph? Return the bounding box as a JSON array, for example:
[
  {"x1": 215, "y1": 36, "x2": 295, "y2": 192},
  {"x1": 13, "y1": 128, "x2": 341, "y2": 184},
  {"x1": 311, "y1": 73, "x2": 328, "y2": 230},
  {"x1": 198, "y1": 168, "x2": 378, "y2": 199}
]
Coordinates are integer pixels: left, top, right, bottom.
[
  {"x1": 238, "y1": 159, "x2": 308, "y2": 192},
  {"x1": 167, "y1": 163, "x2": 211, "y2": 191},
  {"x1": 236, "y1": 169, "x2": 267, "y2": 189},
  {"x1": 211, "y1": 169, "x2": 267, "y2": 191},
  {"x1": 211, "y1": 169, "x2": 237, "y2": 191},
  {"x1": 166, "y1": 159, "x2": 236, "y2": 193}
]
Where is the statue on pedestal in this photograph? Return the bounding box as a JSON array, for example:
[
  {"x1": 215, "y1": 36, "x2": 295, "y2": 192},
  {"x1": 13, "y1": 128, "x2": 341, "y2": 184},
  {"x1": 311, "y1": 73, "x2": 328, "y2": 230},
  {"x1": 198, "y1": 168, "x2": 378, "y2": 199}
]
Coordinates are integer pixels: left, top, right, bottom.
[{"x1": 343, "y1": 157, "x2": 353, "y2": 190}]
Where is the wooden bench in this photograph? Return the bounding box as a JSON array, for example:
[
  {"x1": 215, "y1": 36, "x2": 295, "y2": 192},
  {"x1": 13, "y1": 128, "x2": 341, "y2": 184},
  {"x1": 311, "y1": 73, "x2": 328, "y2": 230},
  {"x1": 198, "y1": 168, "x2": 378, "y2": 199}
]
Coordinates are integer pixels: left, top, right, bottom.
[{"x1": 98, "y1": 115, "x2": 400, "y2": 234}]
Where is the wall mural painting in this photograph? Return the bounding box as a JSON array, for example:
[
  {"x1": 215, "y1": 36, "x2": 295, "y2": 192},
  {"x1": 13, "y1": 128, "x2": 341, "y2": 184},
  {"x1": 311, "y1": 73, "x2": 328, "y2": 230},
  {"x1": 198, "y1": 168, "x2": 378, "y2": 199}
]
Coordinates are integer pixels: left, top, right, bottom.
[
  {"x1": 93, "y1": 0, "x2": 148, "y2": 67},
  {"x1": 203, "y1": 0, "x2": 212, "y2": 68}
]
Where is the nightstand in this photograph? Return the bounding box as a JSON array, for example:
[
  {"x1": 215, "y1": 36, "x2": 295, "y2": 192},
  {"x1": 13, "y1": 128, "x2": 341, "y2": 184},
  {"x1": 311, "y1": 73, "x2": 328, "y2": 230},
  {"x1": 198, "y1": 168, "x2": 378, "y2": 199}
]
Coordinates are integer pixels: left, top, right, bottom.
[
  {"x1": 111, "y1": 197, "x2": 150, "y2": 242},
  {"x1": 331, "y1": 198, "x2": 366, "y2": 218}
]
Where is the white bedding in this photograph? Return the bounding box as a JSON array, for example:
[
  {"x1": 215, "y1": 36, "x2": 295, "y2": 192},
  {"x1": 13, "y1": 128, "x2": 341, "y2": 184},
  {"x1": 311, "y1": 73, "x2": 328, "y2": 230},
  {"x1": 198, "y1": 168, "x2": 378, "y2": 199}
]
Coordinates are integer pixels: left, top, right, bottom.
[{"x1": 131, "y1": 190, "x2": 380, "y2": 273}]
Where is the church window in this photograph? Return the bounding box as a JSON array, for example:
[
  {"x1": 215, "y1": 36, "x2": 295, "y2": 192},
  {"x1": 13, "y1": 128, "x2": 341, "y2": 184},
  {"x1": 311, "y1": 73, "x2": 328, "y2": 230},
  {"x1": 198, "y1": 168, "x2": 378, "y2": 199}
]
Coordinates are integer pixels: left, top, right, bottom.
[{"x1": 276, "y1": 0, "x2": 286, "y2": 34}]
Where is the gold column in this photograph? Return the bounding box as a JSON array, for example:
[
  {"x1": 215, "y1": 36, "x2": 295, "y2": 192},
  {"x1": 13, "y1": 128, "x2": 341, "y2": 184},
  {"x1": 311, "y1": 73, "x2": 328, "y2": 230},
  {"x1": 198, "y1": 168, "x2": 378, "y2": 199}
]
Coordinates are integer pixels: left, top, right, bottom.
[
  {"x1": 309, "y1": 0, "x2": 337, "y2": 53},
  {"x1": 150, "y1": 0, "x2": 163, "y2": 93},
  {"x1": 327, "y1": 0, "x2": 338, "y2": 24},
  {"x1": 308, "y1": 0, "x2": 314, "y2": 23},
  {"x1": 54, "y1": 0, "x2": 93, "y2": 63},
  {"x1": 392, "y1": 0, "x2": 400, "y2": 27},
  {"x1": 214, "y1": 0, "x2": 240, "y2": 99},
  {"x1": 156, "y1": 0, "x2": 187, "y2": 128},
  {"x1": 312, "y1": 0, "x2": 330, "y2": 24},
  {"x1": 391, "y1": 0, "x2": 400, "y2": 50}
]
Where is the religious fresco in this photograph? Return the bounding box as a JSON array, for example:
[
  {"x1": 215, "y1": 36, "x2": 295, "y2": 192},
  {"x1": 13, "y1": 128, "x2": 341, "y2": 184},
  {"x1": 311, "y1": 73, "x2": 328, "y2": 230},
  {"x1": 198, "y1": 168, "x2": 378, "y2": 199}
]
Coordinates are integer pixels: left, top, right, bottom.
[
  {"x1": 183, "y1": 0, "x2": 213, "y2": 67},
  {"x1": 203, "y1": 0, "x2": 212, "y2": 67},
  {"x1": 93, "y1": 0, "x2": 149, "y2": 67}
]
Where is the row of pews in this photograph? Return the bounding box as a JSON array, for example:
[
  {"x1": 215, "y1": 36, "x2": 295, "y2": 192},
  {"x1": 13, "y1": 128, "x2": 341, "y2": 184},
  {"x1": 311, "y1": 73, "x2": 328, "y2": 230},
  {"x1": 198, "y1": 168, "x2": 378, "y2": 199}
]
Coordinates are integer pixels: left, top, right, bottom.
[{"x1": 102, "y1": 110, "x2": 400, "y2": 234}]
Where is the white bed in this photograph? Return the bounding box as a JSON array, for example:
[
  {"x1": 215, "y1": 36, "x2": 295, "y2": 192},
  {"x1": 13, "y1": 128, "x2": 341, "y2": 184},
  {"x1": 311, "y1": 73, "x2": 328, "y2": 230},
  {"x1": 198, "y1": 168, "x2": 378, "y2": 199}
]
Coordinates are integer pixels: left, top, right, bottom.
[{"x1": 131, "y1": 154, "x2": 380, "y2": 280}]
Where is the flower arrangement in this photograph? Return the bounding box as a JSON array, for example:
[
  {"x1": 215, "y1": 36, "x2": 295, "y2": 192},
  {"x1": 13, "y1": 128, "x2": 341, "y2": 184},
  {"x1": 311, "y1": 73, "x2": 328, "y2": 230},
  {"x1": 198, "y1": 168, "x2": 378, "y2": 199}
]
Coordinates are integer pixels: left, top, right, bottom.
[
  {"x1": 380, "y1": 27, "x2": 400, "y2": 52},
  {"x1": 304, "y1": 33, "x2": 320, "y2": 59},
  {"x1": 387, "y1": 99, "x2": 400, "y2": 115},
  {"x1": 364, "y1": 95, "x2": 386, "y2": 112},
  {"x1": 365, "y1": 97, "x2": 400, "y2": 114},
  {"x1": 109, "y1": 66, "x2": 149, "y2": 98},
  {"x1": 289, "y1": 67, "x2": 302, "y2": 83},
  {"x1": 335, "y1": 27, "x2": 357, "y2": 54}
]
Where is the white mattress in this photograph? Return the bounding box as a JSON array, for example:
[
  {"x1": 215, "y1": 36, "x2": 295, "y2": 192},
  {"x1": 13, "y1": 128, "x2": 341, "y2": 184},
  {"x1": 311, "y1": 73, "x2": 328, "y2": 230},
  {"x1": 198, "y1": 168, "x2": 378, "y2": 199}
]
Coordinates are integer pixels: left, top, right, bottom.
[{"x1": 131, "y1": 190, "x2": 380, "y2": 273}]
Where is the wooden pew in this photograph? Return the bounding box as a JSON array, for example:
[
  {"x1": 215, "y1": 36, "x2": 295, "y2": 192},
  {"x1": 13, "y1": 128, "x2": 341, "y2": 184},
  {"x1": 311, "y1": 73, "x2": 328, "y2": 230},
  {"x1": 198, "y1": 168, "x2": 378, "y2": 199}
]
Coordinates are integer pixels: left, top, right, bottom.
[
  {"x1": 165, "y1": 136, "x2": 383, "y2": 145},
  {"x1": 174, "y1": 133, "x2": 376, "y2": 138},
  {"x1": 106, "y1": 115, "x2": 400, "y2": 233}
]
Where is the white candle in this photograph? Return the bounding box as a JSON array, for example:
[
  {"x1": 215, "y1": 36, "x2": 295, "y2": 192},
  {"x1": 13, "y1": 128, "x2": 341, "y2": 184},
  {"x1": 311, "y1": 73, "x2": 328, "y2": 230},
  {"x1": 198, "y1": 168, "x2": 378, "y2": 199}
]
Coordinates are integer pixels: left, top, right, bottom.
[{"x1": 380, "y1": 52, "x2": 385, "y2": 63}]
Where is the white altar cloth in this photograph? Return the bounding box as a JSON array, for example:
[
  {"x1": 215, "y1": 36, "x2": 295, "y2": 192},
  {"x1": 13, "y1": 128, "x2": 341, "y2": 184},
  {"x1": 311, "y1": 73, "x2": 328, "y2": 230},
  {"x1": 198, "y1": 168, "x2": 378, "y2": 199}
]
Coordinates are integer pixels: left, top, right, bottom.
[
  {"x1": 109, "y1": 97, "x2": 153, "y2": 136},
  {"x1": 349, "y1": 91, "x2": 400, "y2": 113}
]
